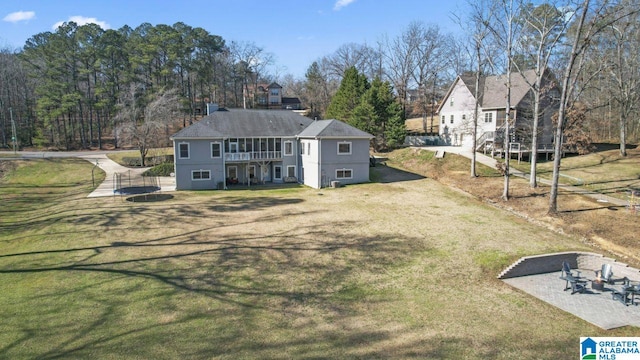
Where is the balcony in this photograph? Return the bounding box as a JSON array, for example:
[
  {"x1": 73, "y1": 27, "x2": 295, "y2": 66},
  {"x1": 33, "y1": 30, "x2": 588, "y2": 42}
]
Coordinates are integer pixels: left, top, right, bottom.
[{"x1": 225, "y1": 151, "x2": 283, "y2": 162}]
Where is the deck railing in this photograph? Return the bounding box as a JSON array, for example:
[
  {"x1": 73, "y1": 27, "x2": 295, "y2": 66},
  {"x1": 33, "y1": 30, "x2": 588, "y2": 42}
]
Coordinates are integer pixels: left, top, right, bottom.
[{"x1": 224, "y1": 151, "x2": 282, "y2": 161}]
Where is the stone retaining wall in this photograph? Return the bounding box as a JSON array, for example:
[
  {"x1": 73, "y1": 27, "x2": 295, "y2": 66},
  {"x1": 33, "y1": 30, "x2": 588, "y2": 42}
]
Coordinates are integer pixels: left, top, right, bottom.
[{"x1": 498, "y1": 251, "x2": 640, "y2": 281}]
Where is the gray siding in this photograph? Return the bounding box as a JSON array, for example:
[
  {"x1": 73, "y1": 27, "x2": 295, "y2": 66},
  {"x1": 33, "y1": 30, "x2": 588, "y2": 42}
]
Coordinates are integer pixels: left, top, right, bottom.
[
  {"x1": 314, "y1": 138, "x2": 370, "y2": 187},
  {"x1": 174, "y1": 139, "x2": 225, "y2": 190}
]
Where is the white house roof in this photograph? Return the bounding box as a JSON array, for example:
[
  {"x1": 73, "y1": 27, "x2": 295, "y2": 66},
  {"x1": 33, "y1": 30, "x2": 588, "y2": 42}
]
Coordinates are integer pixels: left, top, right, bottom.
[{"x1": 297, "y1": 119, "x2": 373, "y2": 139}]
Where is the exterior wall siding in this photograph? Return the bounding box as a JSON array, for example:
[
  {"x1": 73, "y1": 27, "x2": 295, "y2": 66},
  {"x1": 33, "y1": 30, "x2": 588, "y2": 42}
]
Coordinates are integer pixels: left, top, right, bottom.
[
  {"x1": 314, "y1": 138, "x2": 370, "y2": 187},
  {"x1": 174, "y1": 139, "x2": 225, "y2": 190}
]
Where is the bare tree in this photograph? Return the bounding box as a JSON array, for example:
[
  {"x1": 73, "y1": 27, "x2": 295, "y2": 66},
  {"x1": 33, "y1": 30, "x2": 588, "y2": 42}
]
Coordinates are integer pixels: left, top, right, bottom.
[
  {"x1": 379, "y1": 23, "x2": 419, "y2": 118},
  {"x1": 548, "y1": 0, "x2": 640, "y2": 213},
  {"x1": 321, "y1": 43, "x2": 381, "y2": 81},
  {"x1": 457, "y1": 0, "x2": 498, "y2": 178},
  {"x1": 604, "y1": 7, "x2": 640, "y2": 156},
  {"x1": 115, "y1": 86, "x2": 181, "y2": 166},
  {"x1": 229, "y1": 41, "x2": 274, "y2": 109},
  {"x1": 514, "y1": 1, "x2": 568, "y2": 188}
]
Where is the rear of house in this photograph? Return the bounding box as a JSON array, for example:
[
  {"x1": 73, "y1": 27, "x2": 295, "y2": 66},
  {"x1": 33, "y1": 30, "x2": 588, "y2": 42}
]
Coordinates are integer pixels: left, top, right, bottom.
[
  {"x1": 298, "y1": 120, "x2": 372, "y2": 188},
  {"x1": 170, "y1": 110, "x2": 373, "y2": 190}
]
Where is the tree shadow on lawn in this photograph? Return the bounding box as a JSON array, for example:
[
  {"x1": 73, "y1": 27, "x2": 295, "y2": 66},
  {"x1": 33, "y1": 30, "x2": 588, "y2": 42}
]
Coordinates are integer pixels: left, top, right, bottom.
[
  {"x1": 0, "y1": 195, "x2": 305, "y2": 234},
  {"x1": 0, "y1": 217, "x2": 435, "y2": 358}
]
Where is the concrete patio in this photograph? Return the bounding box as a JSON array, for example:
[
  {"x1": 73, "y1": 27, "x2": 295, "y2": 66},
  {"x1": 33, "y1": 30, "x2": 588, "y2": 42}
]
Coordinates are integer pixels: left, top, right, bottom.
[{"x1": 500, "y1": 252, "x2": 640, "y2": 330}]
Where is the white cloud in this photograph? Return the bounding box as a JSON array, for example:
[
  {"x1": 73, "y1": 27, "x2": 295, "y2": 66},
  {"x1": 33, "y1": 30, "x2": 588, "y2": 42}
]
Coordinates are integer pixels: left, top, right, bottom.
[
  {"x1": 333, "y1": 0, "x2": 356, "y2": 11},
  {"x1": 52, "y1": 16, "x2": 111, "y2": 30},
  {"x1": 3, "y1": 11, "x2": 35, "y2": 23}
]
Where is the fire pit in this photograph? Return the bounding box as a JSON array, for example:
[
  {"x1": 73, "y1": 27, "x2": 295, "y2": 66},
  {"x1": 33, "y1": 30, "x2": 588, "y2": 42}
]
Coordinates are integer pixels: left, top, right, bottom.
[{"x1": 592, "y1": 280, "x2": 605, "y2": 291}]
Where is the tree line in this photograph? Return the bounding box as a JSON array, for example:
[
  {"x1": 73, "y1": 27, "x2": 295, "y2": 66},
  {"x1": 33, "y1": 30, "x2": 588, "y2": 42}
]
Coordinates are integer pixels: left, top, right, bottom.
[{"x1": 1, "y1": 1, "x2": 639, "y2": 213}]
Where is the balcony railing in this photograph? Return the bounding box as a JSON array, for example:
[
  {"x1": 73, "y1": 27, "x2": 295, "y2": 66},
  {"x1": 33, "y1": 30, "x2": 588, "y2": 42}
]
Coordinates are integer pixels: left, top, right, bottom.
[{"x1": 224, "y1": 151, "x2": 282, "y2": 161}]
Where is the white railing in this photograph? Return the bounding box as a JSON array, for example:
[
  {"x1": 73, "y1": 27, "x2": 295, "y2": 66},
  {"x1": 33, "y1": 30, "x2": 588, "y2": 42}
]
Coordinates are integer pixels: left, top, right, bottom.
[{"x1": 224, "y1": 151, "x2": 282, "y2": 161}]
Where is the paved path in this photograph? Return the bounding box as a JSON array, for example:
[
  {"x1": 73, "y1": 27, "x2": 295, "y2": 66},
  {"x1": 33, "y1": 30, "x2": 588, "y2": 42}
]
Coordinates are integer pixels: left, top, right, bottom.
[
  {"x1": 76, "y1": 154, "x2": 175, "y2": 198},
  {"x1": 2, "y1": 151, "x2": 176, "y2": 198},
  {"x1": 418, "y1": 146, "x2": 628, "y2": 207}
]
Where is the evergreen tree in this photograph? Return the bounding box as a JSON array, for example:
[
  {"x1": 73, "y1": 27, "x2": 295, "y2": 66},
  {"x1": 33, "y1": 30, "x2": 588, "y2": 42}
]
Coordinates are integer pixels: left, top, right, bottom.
[
  {"x1": 351, "y1": 78, "x2": 405, "y2": 151},
  {"x1": 325, "y1": 66, "x2": 368, "y2": 121}
]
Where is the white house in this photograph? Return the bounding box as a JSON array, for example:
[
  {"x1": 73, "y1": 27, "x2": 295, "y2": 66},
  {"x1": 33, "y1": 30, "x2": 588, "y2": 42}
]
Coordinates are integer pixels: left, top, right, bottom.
[{"x1": 437, "y1": 70, "x2": 558, "y2": 154}]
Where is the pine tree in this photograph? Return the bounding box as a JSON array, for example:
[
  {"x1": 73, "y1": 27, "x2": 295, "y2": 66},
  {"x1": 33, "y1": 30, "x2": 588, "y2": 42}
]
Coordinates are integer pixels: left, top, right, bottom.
[
  {"x1": 325, "y1": 66, "x2": 369, "y2": 121},
  {"x1": 351, "y1": 78, "x2": 405, "y2": 151}
]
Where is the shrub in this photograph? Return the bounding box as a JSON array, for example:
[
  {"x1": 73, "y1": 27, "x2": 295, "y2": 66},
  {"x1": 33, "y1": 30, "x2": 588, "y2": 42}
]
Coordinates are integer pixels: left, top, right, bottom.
[{"x1": 143, "y1": 163, "x2": 174, "y2": 176}]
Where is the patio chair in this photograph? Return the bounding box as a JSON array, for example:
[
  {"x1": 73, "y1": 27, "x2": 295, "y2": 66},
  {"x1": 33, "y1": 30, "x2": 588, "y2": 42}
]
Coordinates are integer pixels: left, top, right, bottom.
[
  {"x1": 560, "y1": 261, "x2": 587, "y2": 294},
  {"x1": 612, "y1": 279, "x2": 640, "y2": 306},
  {"x1": 595, "y1": 263, "x2": 614, "y2": 284}
]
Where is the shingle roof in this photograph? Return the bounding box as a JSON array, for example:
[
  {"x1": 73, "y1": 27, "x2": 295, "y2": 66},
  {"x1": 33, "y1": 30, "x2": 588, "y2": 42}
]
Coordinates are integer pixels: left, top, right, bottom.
[
  {"x1": 439, "y1": 70, "x2": 537, "y2": 112},
  {"x1": 480, "y1": 70, "x2": 536, "y2": 109},
  {"x1": 171, "y1": 109, "x2": 313, "y2": 139},
  {"x1": 297, "y1": 119, "x2": 373, "y2": 138}
]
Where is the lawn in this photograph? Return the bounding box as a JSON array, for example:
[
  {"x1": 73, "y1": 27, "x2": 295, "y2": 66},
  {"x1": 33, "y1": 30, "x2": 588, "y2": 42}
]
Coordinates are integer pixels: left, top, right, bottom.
[
  {"x1": 510, "y1": 146, "x2": 640, "y2": 200},
  {"x1": 0, "y1": 158, "x2": 636, "y2": 359}
]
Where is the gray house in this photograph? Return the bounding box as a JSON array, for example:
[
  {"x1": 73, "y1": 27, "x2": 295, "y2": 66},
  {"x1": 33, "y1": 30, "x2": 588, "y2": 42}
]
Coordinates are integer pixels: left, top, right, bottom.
[{"x1": 169, "y1": 109, "x2": 373, "y2": 190}]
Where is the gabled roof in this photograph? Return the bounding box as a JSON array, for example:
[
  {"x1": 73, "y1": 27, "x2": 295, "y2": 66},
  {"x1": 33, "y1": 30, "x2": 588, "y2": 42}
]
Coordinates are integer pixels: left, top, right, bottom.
[
  {"x1": 170, "y1": 109, "x2": 313, "y2": 139},
  {"x1": 267, "y1": 82, "x2": 282, "y2": 89},
  {"x1": 437, "y1": 70, "x2": 538, "y2": 113},
  {"x1": 297, "y1": 119, "x2": 373, "y2": 139},
  {"x1": 481, "y1": 70, "x2": 536, "y2": 109}
]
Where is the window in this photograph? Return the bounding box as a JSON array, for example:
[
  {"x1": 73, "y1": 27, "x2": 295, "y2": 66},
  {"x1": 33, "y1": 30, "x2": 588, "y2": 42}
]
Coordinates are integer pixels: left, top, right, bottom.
[
  {"x1": 210, "y1": 142, "x2": 221, "y2": 158},
  {"x1": 178, "y1": 143, "x2": 190, "y2": 159},
  {"x1": 227, "y1": 166, "x2": 237, "y2": 179},
  {"x1": 337, "y1": 141, "x2": 352, "y2": 155},
  {"x1": 300, "y1": 141, "x2": 305, "y2": 155},
  {"x1": 274, "y1": 165, "x2": 282, "y2": 180},
  {"x1": 192, "y1": 170, "x2": 211, "y2": 180},
  {"x1": 307, "y1": 142, "x2": 311, "y2": 155},
  {"x1": 450, "y1": 115, "x2": 454, "y2": 124},
  {"x1": 450, "y1": 97, "x2": 454, "y2": 106},
  {"x1": 441, "y1": 116, "x2": 445, "y2": 124},
  {"x1": 484, "y1": 113, "x2": 493, "y2": 123},
  {"x1": 336, "y1": 169, "x2": 353, "y2": 179},
  {"x1": 287, "y1": 165, "x2": 296, "y2": 178},
  {"x1": 270, "y1": 89, "x2": 279, "y2": 96},
  {"x1": 284, "y1": 141, "x2": 293, "y2": 156},
  {"x1": 462, "y1": 114, "x2": 466, "y2": 121}
]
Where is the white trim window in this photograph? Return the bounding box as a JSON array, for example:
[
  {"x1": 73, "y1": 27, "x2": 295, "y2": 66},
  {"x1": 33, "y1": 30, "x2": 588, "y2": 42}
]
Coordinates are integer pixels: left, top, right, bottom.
[
  {"x1": 192, "y1": 170, "x2": 211, "y2": 180},
  {"x1": 307, "y1": 142, "x2": 311, "y2": 155},
  {"x1": 441, "y1": 116, "x2": 445, "y2": 124},
  {"x1": 484, "y1": 113, "x2": 493, "y2": 123},
  {"x1": 210, "y1": 142, "x2": 222, "y2": 158},
  {"x1": 337, "y1": 141, "x2": 352, "y2": 155},
  {"x1": 287, "y1": 165, "x2": 296, "y2": 178},
  {"x1": 300, "y1": 141, "x2": 305, "y2": 155},
  {"x1": 274, "y1": 165, "x2": 282, "y2": 180},
  {"x1": 336, "y1": 169, "x2": 353, "y2": 179},
  {"x1": 450, "y1": 115, "x2": 454, "y2": 124},
  {"x1": 178, "y1": 143, "x2": 190, "y2": 159},
  {"x1": 284, "y1": 141, "x2": 293, "y2": 156}
]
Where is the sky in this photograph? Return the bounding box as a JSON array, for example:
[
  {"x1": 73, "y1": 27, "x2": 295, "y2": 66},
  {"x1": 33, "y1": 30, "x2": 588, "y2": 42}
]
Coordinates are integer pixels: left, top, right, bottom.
[{"x1": 1, "y1": 0, "x2": 465, "y2": 79}]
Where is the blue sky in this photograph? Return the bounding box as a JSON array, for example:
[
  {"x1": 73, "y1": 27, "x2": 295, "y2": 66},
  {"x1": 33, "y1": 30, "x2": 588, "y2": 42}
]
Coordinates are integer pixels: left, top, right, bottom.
[{"x1": 1, "y1": 0, "x2": 464, "y2": 78}]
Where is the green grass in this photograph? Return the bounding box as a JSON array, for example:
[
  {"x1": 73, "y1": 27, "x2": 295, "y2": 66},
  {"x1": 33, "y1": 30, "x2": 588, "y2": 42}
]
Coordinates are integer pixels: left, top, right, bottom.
[
  {"x1": 0, "y1": 158, "x2": 635, "y2": 359},
  {"x1": 510, "y1": 147, "x2": 640, "y2": 200},
  {"x1": 108, "y1": 147, "x2": 173, "y2": 167}
]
